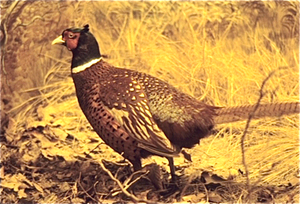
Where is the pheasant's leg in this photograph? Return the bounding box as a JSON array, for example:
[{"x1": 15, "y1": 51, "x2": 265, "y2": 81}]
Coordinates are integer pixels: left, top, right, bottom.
[
  {"x1": 163, "y1": 157, "x2": 180, "y2": 195},
  {"x1": 131, "y1": 159, "x2": 142, "y2": 171},
  {"x1": 167, "y1": 157, "x2": 176, "y2": 181}
]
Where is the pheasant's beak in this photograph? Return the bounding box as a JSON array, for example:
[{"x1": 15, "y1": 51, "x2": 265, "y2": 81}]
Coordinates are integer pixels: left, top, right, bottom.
[{"x1": 52, "y1": 36, "x2": 65, "y2": 45}]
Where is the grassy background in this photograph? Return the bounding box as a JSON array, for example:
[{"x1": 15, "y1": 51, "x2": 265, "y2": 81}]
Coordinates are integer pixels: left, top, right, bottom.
[{"x1": 1, "y1": 1, "x2": 299, "y2": 203}]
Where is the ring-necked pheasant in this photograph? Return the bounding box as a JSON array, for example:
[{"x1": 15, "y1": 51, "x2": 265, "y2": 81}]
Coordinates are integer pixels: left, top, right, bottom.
[{"x1": 52, "y1": 25, "x2": 299, "y2": 179}]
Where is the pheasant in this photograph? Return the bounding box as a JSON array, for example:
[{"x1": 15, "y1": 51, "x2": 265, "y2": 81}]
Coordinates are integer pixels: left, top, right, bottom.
[{"x1": 52, "y1": 25, "x2": 299, "y2": 179}]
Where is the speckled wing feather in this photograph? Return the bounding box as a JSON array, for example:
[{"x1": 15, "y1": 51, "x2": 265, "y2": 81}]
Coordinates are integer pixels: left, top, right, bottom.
[
  {"x1": 131, "y1": 71, "x2": 217, "y2": 148},
  {"x1": 98, "y1": 67, "x2": 180, "y2": 157}
]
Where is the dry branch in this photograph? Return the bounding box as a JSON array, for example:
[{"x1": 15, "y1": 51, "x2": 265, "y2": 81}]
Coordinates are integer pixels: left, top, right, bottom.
[
  {"x1": 99, "y1": 159, "x2": 148, "y2": 203},
  {"x1": 240, "y1": 69, "x2": 277, "y2": 200}
]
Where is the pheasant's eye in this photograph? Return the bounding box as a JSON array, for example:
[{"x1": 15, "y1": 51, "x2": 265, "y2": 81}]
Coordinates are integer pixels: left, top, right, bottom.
[{"x1": 68, "y1": 33, "x2": 75, "y2": 39}]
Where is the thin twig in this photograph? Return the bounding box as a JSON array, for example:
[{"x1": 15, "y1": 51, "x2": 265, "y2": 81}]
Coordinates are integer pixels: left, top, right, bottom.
[
  {"x1": 124, "y1": 172, "x2": 148, "y2": 190},
  {"x1": 13, "y1": 15, "x2": 44, "y2": 30},
  {"x1": 178, "y1": 174, "x2": 194, "y2": 201},
  {"x1": 203, "y1": 183, "x2": 209, "y2": 203},
  {"x1": 123, "y1": 168, "x2": 148, "y2": 187},
  {"x1": 38, "y1": 53, "x2": 70, "y2": 65},
  {"x1": 240, "y1": 70, "x2": 277, "y2": 200},
  {"x1": 112, "y1": 170, "x2": 149, "y2": 197},
  {"x1": 76, "y1": 172, "x2": 99, "y2": 203},
  {"x1": 99, "y1": 159, "x2": 147, "y2": 203}
]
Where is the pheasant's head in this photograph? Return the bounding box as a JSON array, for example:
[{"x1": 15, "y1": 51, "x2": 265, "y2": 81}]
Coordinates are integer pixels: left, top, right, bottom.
[{"x1": 52, "y1": 24, "x2": 101, "y2": 68}]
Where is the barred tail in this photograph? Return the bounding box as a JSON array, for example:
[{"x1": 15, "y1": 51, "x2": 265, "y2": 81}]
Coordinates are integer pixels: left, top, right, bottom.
[{"x1": 213, "y1": 102, "x2": 300, "y2": 124}]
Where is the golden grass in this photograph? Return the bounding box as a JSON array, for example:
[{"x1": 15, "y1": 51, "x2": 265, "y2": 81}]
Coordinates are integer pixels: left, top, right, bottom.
[{"x1": 4, "y1": 1, "x2": 299, "y2": 202}]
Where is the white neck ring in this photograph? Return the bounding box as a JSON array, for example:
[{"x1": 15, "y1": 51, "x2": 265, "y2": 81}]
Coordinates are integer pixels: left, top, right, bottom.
[{"x1": 72, "y1": 58, "x2": 102, "y2": 74}]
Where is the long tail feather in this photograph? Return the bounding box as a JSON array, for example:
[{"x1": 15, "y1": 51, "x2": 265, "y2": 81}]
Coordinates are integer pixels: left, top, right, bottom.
[{"x1": 214, "y1": 102, "x2": 300, "y2": 124}]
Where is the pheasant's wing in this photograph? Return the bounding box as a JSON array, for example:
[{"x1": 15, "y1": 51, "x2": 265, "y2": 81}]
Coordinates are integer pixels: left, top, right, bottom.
[
  {"x1": 130, "y1": 71, "x2": 217, "y2": 148},
  {"x1": 99, "y1": 71, "x2": 179, "y2": 157}
]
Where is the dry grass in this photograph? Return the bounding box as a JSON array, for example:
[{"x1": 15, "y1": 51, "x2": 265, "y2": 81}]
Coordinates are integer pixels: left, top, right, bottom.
[{"x1": 1, "y1": 1, "x2": 299, "y2": 203}]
